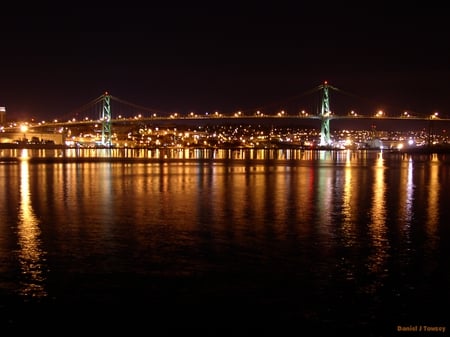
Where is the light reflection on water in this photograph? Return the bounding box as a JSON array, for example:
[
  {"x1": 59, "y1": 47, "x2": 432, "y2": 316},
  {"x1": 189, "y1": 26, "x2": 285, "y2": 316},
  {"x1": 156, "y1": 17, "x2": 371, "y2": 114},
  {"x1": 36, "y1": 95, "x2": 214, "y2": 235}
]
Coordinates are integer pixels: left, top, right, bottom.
[
  {"x1": 0, "y1": 148, "x2": 449, "y2": 335},
  {"x1": 366, "y1": 151, "x2": 389, "y2": 290},
  {"x1": 17, "y1": 149, "x2": 47, "y2": 298},
  {"x1": 425, "y1": 155, "x2": 441, "y2": 261},
  {"x1": 427, "y1": 155, "x2": 440, "y2": 235}
]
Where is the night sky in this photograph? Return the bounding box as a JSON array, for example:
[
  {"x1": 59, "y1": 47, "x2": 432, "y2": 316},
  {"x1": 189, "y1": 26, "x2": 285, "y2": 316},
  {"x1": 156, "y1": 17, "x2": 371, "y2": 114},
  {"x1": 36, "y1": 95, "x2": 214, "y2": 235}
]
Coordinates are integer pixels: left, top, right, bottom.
[{"x1": 1, "y1": 2, "x2": 449, "y2": 122}]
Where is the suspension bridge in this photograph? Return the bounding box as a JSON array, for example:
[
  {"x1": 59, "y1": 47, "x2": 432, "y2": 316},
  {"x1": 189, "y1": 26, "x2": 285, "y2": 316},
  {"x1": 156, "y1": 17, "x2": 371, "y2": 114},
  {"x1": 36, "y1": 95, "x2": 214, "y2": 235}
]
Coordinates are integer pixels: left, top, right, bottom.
[{"x1": 3, "y1": 82, "x2": 450, "y2": 148}]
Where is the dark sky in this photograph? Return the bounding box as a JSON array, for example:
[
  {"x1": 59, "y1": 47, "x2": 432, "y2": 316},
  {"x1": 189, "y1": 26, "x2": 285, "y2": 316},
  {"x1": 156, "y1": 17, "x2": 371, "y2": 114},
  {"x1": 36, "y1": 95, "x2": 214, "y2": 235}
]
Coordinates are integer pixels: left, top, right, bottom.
[{"x1": 1, "y1": 2, "x2": 450, "y2": 122}]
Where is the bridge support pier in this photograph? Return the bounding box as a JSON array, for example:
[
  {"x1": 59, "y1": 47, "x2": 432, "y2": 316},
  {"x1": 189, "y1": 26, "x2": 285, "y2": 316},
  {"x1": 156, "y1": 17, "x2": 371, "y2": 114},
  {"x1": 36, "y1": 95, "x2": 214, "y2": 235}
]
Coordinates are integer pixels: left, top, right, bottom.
[
  {"x1": 320, "y1": 117, "x2": 331, "y2": 146},
  {"x1": 101, "y1": 92, "x2": 112, "y2": 146},
  {"x1": 319, "y1": 81, "x2": 332, "y2": 147}
]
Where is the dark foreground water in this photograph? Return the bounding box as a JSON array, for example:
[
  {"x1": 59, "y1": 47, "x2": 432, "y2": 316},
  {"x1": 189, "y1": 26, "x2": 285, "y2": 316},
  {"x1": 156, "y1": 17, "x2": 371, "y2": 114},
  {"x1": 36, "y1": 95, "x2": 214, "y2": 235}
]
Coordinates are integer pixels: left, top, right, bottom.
[{"x1": 1, "y1": 148, "x2": 449, "y2": 336}]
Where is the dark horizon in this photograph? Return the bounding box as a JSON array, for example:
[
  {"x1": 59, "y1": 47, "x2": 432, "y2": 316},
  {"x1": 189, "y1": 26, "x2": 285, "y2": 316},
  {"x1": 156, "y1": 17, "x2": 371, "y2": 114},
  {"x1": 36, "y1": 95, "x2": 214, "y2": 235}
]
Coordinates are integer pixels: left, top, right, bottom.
[{"x1": 1, "y1": 3, "x2": 449, "y2": 124}]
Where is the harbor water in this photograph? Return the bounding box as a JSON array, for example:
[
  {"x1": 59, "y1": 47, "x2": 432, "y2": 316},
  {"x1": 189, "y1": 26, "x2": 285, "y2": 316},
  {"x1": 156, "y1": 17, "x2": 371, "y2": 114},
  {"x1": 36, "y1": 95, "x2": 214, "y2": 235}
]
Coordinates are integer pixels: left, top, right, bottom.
[{"x1": 0, "y1": 148, "x2": 449, "y2": 336}]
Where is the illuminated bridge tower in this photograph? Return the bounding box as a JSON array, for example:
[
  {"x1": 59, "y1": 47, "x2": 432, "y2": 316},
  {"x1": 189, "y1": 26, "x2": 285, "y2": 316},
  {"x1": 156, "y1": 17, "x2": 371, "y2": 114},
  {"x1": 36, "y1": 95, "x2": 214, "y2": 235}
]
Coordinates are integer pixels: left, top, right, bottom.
[
  {"x1": 101, "y1": 92, "x2": 112, "y2": 146},
  {"x1": 319, "y1": 81, "x2": 332, "y2": 146}
]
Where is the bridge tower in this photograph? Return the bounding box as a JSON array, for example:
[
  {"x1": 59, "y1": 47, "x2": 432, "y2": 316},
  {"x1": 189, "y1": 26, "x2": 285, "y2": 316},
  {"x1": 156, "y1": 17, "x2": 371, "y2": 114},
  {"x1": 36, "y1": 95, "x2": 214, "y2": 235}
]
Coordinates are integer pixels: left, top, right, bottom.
[
  {"x1": 319, "y1": 81, "x2": 332, "y2": 146},
  {"x1": 101, "y1": 92, "x2": 112, "y2": 146}
]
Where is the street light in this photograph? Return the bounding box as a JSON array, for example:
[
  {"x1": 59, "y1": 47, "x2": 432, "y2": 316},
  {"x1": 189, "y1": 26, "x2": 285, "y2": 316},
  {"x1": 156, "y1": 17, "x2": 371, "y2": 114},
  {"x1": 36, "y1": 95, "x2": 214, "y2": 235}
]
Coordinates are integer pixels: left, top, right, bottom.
[
  {"x1": 428, "y1": 112, "x2": 439, "y2": 147},
  {"x1": 20, "y1": 124, "x2": 28, "y2": 142}
]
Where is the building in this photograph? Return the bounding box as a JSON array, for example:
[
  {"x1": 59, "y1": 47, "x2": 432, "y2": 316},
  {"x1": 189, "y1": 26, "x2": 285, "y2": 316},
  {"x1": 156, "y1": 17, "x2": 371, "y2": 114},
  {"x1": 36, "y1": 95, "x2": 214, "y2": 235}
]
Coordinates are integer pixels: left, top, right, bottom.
[{"x1": 0, "y1": 107, "x2": 5, "y2": 125}]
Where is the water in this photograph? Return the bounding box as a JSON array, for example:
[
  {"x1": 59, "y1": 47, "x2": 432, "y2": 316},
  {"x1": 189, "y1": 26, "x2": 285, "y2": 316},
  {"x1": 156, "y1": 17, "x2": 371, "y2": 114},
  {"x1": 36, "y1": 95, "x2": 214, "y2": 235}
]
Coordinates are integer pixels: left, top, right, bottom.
[{"x1": 1, "y1": 148, "x2": 449, "y2": 336}]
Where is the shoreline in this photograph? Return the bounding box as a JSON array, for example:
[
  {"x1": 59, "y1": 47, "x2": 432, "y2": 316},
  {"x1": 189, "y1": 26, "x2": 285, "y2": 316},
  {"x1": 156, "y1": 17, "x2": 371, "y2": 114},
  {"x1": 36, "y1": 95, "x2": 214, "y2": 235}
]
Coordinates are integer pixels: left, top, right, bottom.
[
  {"x1": 2, "y1": 143, "x2": 450, "y2": 152},
  {"x1": 1, "y1": 146, "x2": 450, "y2": 164}
]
